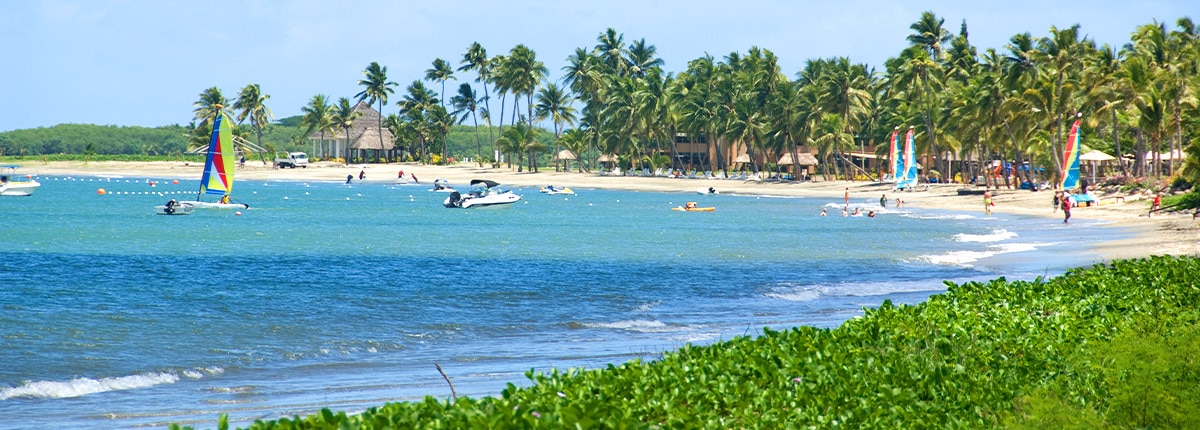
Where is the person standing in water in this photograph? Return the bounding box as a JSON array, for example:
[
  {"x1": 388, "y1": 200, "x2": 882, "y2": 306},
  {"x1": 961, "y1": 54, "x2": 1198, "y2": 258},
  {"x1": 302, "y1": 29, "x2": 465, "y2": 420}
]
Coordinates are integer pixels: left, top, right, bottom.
[
  {"x1": 879, "y1": 194, "x2": 887, "y2": 208},
  {"x1": 983, "y1": 190, "x2": 993, "y2": 215},
  {"x1": 844, "y1": 188, "x2": 850, "y2": 206},
  {"x1": 1061, "y1": 192, "x2": 1072, "y2": 223}
]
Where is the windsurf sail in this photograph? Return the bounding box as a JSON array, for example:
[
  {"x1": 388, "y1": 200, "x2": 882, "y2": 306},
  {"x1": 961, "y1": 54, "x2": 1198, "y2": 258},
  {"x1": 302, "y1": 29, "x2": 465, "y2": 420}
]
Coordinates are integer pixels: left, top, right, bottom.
[
  {"x1": 896, "y1": 127, "x2": 918, "y2": 190},
  {"x1": 889, "y1": 126, "x2": 901, "y2": 183},
  {"x1": 1060, "y1": 115, "x2": 1082, "y2": 190},
  {"x1": 198, "y1": 110, "x2": 235, "y2": 197}
]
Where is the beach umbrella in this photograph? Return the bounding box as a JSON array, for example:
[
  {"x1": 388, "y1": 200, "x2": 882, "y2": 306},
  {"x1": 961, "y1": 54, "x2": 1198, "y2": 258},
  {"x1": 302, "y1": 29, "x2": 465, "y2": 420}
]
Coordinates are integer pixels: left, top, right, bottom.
[
  {"x1": 555, "y1": 150, "x2": 577, "y2": 161},
  {"x1": 734, "y1": 154, "x2": 751, "y2": 164},
  {"x1": 777, "y1": 152, "x2": 818, "y2": 166},
  {"x1": 597, "y1": 154, "x2": 617, "y2": 163},
  {"x1": 1079, "y1": 150, "x2": 1116, "y2": 183}
]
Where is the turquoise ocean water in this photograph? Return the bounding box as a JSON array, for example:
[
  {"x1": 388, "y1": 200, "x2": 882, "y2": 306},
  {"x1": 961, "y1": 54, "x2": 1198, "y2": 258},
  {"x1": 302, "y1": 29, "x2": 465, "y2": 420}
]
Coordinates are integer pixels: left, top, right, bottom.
[{"x1": 0, "y1": 174, "x2": 1120, "y2": 428}]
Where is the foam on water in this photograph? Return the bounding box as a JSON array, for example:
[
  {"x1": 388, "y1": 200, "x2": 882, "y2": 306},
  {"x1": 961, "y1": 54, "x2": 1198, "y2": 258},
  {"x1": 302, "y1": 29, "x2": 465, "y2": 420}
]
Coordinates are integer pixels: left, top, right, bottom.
[
  {"x1": 954, "y1": 229, "x2": 1018, "y2": 242},
  {"x1": 0, "y1": 372, "x2": 181, "y2": 400}
]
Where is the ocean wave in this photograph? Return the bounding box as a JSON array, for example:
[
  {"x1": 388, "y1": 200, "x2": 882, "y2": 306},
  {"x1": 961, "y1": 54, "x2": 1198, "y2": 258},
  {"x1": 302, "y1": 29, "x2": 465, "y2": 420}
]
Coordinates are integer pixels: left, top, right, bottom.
[
  {"x1": 921, "y1": 241, "x2": 1054, "y2": 266},
  {"x1": 954, "y1": 229, "x2": 1017, "y2": 243},
  {"x1": 765, "y1": 287, "x2": 823, "y2": 302},
  {"x1": 0, "y1": 372, "x2": 181, "y2": 400},
  {"x1": 572, "y1": 319, "x2": 682, "y2": 333},
  {"x1": 902, "y1": 213, "x2": 976, "y2": 220}
]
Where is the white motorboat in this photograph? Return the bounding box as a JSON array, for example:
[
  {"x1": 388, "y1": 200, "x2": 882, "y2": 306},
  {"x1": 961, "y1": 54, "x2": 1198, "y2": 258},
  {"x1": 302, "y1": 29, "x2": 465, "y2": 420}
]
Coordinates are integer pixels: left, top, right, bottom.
[
  {"x1": 0, "y1": 165, "x2": 41, "y2": 196},
  {"x1": 539, "y1": 185, "x2": 575, "y2": 195},
  {"x1": 696, "y1": 187, "x2": 719, "y2": 195},
  {"x1": 444, "y1": 179, "x2": 521, "y2": 208},
  {"x1": 155, "y1": 199, "x2": 193, "y2": 216},
  {"x1": 431, "y1": 178, "x2": 456, "y2": 192}
]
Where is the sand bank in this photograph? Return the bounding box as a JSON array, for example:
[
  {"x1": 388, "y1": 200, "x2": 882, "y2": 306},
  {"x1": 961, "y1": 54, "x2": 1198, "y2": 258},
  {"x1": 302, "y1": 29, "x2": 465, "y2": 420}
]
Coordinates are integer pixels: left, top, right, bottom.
[{"x1": 24, "y1": 160, "x2": 1200, "y2": 261}]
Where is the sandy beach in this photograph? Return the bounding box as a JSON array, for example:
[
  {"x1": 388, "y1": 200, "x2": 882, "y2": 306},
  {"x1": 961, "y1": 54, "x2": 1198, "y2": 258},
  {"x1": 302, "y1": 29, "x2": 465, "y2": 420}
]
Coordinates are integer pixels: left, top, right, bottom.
[{"x1": 23, "y1": 159, "x2": 1200, "y2": 262}]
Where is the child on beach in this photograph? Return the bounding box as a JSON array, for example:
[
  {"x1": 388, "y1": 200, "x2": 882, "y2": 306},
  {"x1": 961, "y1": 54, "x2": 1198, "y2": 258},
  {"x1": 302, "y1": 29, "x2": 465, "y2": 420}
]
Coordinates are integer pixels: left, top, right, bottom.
[
  {"x1": 1052, "y1": 191, "x2": 1061, "y2": 212},
  {"x1": 983, "y1": 190, "x2": 993, "y2": 215},
  {"x1": 1151, "y1": 193, "x2": 1162, "y2": 215}
]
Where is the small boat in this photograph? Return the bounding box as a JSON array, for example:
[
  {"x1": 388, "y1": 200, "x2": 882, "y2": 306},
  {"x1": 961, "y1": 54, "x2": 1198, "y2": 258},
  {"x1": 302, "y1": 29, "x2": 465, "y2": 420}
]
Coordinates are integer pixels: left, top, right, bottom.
[
  {"x1": 431, "y1": 178, "x2": 455, "y2": 192},
  {"x1": 540, "y1": 185, "x2": 575, "y2": 195},
  {"x1": 672, "y1": 202, "x2": 714, "y2": 212},
  {"x1": 696, "y1": 187, "x2": 719, "y2": 195},
  {"x1": 0, "y1": 165, "x2": 40, "y2": 196},
  {"x1": 176, "y1": 107, "x2": 250, "y2": 210},
  {"x1": 155, "y1": 199, "x2": 193, "y2": 216},
  {"x1": 444, "y1": 179, "x2": 521, "y2": 208}
]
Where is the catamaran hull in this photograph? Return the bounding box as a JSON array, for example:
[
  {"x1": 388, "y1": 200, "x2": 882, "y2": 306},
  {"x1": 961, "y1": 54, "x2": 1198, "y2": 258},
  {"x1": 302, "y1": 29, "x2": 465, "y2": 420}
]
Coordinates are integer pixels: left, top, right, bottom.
[{"x1": 179, "y1": 201, "x2": 249, "y2": 209}]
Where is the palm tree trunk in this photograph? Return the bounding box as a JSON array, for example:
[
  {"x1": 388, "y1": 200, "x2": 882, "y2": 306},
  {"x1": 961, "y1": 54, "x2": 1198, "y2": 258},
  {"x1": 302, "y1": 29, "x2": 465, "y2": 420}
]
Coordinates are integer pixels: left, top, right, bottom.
[{"x1": 1112, "y1": 110, "x2": 1130, "y2": 178}]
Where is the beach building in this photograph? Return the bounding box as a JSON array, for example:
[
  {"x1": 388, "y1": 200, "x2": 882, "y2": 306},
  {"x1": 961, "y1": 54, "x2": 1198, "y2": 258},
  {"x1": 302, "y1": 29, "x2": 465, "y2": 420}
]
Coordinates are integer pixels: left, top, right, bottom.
[{"x1": 307, "y1": 101, "x2": 395, "y2": 163}]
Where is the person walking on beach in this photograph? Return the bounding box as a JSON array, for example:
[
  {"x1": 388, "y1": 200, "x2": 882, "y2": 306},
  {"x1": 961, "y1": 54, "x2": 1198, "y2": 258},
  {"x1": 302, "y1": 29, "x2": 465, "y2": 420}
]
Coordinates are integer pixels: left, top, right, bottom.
[
  {"x1": 983, "y1": 190, "x2": 993, "y2": 215},
  {"x1": 1150, "y1": 193, "x2": 1162, "y2": 216},
  {"x1": 359, "y1": 169, "x2": 366, "y2": 181},
  {"x1": 1061, "y1": 192, "x2": 1072, "y2": 224},
  {"x1": 1052, "y1": 191, "x2": 1061, "y2": 213}
]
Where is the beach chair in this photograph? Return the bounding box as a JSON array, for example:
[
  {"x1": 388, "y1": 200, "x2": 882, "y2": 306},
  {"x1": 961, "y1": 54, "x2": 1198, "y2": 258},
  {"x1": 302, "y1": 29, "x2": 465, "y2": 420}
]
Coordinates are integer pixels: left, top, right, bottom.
[
  {"x1": 611, "y1": 167, "x2": 622, "y2": 176},
  {"x1": 642, "y1": 168, "x2": 651, "y2": 177},
  {"x1": 653, "y1": 168, "x2": 664, "y2": 177},
  {"x1": 687, "y1": 170, "x2": 698, "y2": 179}
]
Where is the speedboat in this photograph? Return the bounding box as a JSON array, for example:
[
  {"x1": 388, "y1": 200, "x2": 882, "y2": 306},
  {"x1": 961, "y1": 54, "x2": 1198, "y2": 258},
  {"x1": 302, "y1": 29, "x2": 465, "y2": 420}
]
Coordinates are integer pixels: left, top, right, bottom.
[
  {"x1": 0, "y1": 165, "x2": 41, "y2": 196},
  {"x1": 444, "y1": 179, "x2": 521, "y2": 208},
  {"x1": 540, "y1": 185, "x2": 575, "y2": 195},
  {"x1": 431, "y1": 178, "x2": 455, "y2": 192},
  {"x1": 155, "y1": 199, "x2": 193, "y2": 215}
]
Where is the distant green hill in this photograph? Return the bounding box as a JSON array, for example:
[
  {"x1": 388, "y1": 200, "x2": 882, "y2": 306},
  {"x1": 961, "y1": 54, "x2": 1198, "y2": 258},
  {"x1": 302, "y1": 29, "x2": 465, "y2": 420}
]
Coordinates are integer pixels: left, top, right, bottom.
[{"x1": 0, "y1": 118, "x2": 560, "y2": 163}]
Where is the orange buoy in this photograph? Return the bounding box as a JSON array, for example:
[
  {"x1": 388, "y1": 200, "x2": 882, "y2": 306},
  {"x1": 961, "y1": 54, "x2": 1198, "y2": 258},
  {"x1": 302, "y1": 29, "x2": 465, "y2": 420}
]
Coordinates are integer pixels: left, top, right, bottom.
[
  {"x1": 172, "y1": 180, "x2": 179, "y2": 184},
  {"x1": 97, "y1": 188, "x2": 106, "y2": 195}
]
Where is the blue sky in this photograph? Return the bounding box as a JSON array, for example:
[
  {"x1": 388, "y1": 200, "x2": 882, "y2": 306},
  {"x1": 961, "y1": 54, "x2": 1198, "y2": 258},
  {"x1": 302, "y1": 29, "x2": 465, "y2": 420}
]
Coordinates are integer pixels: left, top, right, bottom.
[{"x1": 0, "y1": 0, "x2": 1192, "y2": 132}]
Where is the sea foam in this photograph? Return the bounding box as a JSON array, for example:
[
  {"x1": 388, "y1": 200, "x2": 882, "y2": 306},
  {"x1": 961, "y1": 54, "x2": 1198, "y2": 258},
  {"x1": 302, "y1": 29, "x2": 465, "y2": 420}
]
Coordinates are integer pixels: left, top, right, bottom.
[
  {"x1": 954, "y1": 229, "x2": 1018, "y2": 243},
  {"x1": 0, "y1": 372, "x2": 180, "y2": 400}
]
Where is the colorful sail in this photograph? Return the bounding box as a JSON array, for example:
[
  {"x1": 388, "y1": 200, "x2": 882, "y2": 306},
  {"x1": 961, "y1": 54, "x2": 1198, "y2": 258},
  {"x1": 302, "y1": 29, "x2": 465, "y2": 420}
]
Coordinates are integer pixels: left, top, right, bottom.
[
  {"x1": 198, "y1": 111, "x2": 235, "y2": 196},
  {"x1": 1060, "y1": 117, "x2": 1082, "y2": 190},
  {"x1": 896, "y1": 127, "x2": 918, "y2": 190},
  {"x1": 889, "y1": 126, "x2": 901, "y2": 183}
]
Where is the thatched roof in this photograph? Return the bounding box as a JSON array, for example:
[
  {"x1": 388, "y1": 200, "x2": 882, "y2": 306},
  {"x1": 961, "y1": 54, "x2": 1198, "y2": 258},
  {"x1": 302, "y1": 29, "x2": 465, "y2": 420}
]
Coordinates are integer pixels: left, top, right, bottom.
[
  {"x1": 778, "y1": 152, "x2": 819, "y2": 166},
  {"x1": 351, "y1": 127, "x2": 394, "y2": 150},
  {"x1": 555, "y1": 150, "x2": 577, "y2": 160},
  {"x1": 308, "y1": 101, "x2": 390, "y2": 146},
  {"x1": 597, "y1": 154, "x2": 617, "y2": 162}
]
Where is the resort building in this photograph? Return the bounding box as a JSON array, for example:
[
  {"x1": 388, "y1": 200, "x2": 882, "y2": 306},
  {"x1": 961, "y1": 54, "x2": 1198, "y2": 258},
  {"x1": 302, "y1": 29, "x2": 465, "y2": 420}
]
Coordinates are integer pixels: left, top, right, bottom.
[{"x1": 306, "y1": 101, "x2": 395, "y2": 163}]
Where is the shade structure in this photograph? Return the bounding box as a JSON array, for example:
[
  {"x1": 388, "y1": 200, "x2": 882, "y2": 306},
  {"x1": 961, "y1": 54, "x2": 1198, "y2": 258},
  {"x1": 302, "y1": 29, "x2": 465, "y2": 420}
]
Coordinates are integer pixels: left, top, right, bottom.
[
  {"x1": 1079, "y1": 150, "x2": 1116, "y2": 161},
  {"x1": 555, "y1": 150, "x2": 577, "y2": 161},
  {"x1": 733, "y1": 154, "x2": 751, "y2": 163},
  {"x1": 778, "y1": 152, "x2": 819, "y2": 166},
  {"x1": 1145, "y1": 149, "x2": 1184, "y2": 160},
  {"x1": 597, "y1": 154, "x2": 617, "y2": 163}
]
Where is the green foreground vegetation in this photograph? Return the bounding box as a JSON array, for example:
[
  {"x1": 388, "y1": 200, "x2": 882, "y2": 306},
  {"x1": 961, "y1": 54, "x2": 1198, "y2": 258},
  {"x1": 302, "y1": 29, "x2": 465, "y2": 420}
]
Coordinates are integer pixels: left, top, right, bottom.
[{"x1": 168, "y1": 256, "x2": 1200, "y2": 429}]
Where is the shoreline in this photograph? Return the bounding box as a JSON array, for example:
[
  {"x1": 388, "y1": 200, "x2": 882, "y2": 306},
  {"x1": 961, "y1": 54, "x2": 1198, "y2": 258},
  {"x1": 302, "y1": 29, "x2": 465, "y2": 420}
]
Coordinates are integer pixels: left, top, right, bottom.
[{"x1": 22, "y1": 160, "x2": 1200, "y2": 261}]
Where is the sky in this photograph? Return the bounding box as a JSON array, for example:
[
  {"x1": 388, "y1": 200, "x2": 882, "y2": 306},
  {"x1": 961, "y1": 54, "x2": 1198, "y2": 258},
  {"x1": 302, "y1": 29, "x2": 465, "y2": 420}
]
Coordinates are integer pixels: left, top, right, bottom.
[{"x1": 0, "y1": 0, "x2": 1193, "y2": 132}]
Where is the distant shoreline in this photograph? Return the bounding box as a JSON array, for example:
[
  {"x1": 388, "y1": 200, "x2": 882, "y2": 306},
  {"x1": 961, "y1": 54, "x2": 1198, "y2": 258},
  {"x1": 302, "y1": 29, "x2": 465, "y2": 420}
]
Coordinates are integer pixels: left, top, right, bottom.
[{"x1": 21, "y1": 160, "x2": 1200, "y2": 262}]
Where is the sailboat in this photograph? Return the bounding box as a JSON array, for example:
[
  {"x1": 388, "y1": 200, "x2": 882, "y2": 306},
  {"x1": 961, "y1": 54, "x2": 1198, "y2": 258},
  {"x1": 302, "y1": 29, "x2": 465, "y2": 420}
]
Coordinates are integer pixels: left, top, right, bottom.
[
  {"x1": 894, "y1": 126, "x2": 919, "y2": 190},
  {"x1": 179, "y1": 107, "x2": 249, "y2": 210},
  {"x1": 888, "y1": 126, "x2": 901, "y2": 183},
  {"x1": 1060, "y1": 114, "x2": 1082, "y2": 190}
]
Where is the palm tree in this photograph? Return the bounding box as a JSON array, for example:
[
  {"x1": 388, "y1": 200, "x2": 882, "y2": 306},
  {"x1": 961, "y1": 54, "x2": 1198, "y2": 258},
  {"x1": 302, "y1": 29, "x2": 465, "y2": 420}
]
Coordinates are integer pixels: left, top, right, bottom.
[
  {"x1": 425, "y1": 58, "x2": 456, "y2": 108},
  {"x1": 233, "y1": 83, "x2": 273, "y2": 165},
  {"x1": 193, "y1": 87, "x2": 231, "y2": 125},
  {"x1": 626, "y1": 38, "x2": 665, "y2": 78},
  {"x1": 596, "y1": 28, "x2": 631, "y2": 76},
  {"x1": 330, "y1": 97, "x2": 361, "y2": 163},
  {"x1": 300, "y1": 94, "x2": 334, "y2": 163},
  {"x1": 534, "y1": 83, "x2": 577, "y2": 138},
  {"x1": 459, "y1": 42, "x2": 495, "y2": 160},
  {"x1": 398, "y1": 80, "x2": 439, "y2": 163},
  {"x1": 450, "y1": 83, "x2": 484, "y2": 165},
  {"x1": 355, "y1": 62, "x2": 397, "y2": 161},
  {"x1": 558, "y1": 128, "x2": 589, "y2": 172}
]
